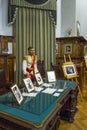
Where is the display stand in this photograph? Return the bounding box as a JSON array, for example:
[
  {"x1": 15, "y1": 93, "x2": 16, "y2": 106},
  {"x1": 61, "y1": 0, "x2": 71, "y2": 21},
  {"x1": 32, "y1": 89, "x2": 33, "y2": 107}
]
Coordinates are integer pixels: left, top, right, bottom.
[{"x1": 62, "y1": 54, "x2": 83, "y2": 101}]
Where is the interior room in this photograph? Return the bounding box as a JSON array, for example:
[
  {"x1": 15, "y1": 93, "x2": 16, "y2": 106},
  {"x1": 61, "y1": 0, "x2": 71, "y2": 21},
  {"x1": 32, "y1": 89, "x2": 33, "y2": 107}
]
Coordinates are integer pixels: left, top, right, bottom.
[{"x1": 0, "y1": 0, "x2": 87, "y2": 130}]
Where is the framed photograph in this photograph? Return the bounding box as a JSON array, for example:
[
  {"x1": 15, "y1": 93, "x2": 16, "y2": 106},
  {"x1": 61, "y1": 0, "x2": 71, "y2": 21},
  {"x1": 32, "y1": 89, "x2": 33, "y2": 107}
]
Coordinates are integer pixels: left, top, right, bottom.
[
  {"x1": 35, "y1": 72, "x2": 44, "y2": 85},
  {"x1": 64, "y1": 44, "x2": 72, "y2": 54},
  {"x1": 62, "y1": 62, "x2": 77, "y2": 79},
  {"x1": 47, "y1": 71, "x2": 56, "y2": 83},
  {"x1": 84, "y1": 46, "x2": 87, "y2": 54},
  {"x1": 11, "y1": 84, "x2": 23, "y2": 105},
  {"x1": 23, "y1": 78, "x2": 35, "y2": 92},
  {"x1": 84, "y1": 55, "x2": 87, "y2": 67}
]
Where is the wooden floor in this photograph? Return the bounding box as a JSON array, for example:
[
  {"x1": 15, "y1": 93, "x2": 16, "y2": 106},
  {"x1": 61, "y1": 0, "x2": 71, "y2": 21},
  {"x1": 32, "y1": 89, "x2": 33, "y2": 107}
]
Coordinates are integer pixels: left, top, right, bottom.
[{"x1": 58, "y1": 81, "x2": 87, "y2": 130}]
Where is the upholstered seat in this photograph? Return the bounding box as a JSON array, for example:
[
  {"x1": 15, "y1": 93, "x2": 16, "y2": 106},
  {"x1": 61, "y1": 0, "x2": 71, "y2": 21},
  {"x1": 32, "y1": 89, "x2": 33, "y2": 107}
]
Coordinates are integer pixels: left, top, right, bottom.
[
  {"x1": 0, "y1": 67, "x2": 13, "y2": 94},
  {"x1": 50, "y1": 62, "x2": 64, "y2": 79},
  {"x1": 37, "y1": 60, "x2": 45, "y2": 78}
]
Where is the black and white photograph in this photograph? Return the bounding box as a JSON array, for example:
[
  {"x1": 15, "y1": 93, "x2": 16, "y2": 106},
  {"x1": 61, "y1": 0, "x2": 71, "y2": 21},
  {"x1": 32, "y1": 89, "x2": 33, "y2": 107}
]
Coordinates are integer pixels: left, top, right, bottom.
[
  {"x1": 11, "y1": 84, "x2": 23, "y2": 105},
  {"x1": 35, "y1": 73, "x2": 43, "y2": 85},
  {"x1": 47, "y1": 71, "x2": 56, "y2": 83},
  {"x1": 23, "y1": 78, "x2": 35, "y2": 92},
  {"x1": 64, "y1": 44, "x2": 72, "y2": 54},
  {"x1": 84, "y1": 46, "x2": 87, "y2": 54},
  {"x1": 63, "y1": 63, "x2": 77, "y2": 79}
]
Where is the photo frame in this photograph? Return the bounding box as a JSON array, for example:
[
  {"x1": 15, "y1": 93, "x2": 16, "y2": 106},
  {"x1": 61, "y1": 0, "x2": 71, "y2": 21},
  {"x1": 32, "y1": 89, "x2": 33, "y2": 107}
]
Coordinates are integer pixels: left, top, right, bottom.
[
  {"x1": 84, "y1": 55, "x2": 87, "y2": 67},
  {"x1": 23, "y1": 78, "x2": 35, "y2": 92},
  {"x1": 62, "y1": 62, "x2": 77, "y2": 79},
  {"x1": 47, "y1": 71, "x2": 56, "y2": 83},
  {"x1": 35, "y1": 72, "x2": 44, "y2": 85},
  {"x1": 84, "y1": 46, "x2": 87, "y2": 54},
  {"x1": 11, "y1": 84, "x2": 23, "y2": 105},
  {"x1": 64, "y1": 44, "x2": 72, "y2": 54}
]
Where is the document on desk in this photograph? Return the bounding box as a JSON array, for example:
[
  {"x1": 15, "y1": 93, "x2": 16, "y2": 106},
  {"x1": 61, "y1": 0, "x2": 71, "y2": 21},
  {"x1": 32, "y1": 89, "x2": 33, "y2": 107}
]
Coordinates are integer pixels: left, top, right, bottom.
[
  {"x1": 57, "y1": 89, "x2": 64, "y2": 92},
  {"x1": 42, "y1": 83, "x2": 52, "y2": 87},
  {"x1": 22, "y1": 92, "x2": 38, "y2": 97},
  {"x1": 42, "y1": 88, "x2": 56, "y2": 94},
  {"x1": 35, "y1": 87, "x2": 44, "y2": 92},
  {"x1": 53, "y1": 93, "x2": 60, "y2": 97}
]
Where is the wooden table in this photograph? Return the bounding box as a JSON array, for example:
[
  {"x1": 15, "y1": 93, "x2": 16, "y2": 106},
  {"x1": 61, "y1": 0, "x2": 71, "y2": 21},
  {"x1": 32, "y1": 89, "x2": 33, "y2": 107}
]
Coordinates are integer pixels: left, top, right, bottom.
[{"x1": 0, "y1": 80, "x2": 78, "y2": 130}]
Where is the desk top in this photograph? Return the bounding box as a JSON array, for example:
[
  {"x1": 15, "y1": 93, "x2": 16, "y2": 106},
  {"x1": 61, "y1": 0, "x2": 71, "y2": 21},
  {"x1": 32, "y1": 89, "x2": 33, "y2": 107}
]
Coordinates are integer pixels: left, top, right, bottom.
[{"x1": 0, "y1": 80, "x2": 77, "y2": 128}]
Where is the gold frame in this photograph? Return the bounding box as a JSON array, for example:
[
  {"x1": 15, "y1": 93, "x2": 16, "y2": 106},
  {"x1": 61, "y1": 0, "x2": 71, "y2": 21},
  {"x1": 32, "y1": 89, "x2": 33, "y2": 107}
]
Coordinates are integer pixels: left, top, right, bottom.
[
  {"x1": 23, "y1": 78, "x2": 35, "y2": 92},
  {"x1": 62, "y1": 62, "x2": 77, "y2": 79},
  {"x1": 11, "y1": 84, "x2": 24, "y2": 105},
  {"x1": 35, "y1": 72, "x2": 44, "y2": 85},
  {"x1": 84, "y1": 55, "x2": 87, "y2": 67},
  {"x1": 47, "y1": 71, "x2": 56, "y2": 83}
]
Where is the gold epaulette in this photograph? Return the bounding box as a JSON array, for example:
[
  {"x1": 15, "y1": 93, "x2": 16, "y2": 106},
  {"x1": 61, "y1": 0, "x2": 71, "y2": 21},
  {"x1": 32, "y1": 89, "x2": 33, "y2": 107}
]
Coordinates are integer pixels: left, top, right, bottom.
[{"x1": 24, "y1": 55, "x2": 28, "y2": 60}]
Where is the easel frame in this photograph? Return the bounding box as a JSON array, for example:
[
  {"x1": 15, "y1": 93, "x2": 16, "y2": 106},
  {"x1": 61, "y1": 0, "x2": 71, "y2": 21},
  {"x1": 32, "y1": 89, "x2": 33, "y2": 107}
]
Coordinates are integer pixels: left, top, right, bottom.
[
  {"x1": 84, "y1": 55, "x2": 87, "y2": 67},
  {"x1": 62, "y1": 62, "x2": 78, "y2": 79},
  {"x1": 62, "y1": 54, "x2": 83, "y2": 101}
]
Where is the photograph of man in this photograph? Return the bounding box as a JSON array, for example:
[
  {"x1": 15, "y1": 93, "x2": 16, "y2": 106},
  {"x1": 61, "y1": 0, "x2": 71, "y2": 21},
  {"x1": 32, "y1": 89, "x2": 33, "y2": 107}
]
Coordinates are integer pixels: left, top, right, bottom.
[
  {"x1": 26, "y1": 79, "x2": 32, "y2": 89},
  {"x1": 12, "y1": 86, "x2": 21, "y2": 101}
]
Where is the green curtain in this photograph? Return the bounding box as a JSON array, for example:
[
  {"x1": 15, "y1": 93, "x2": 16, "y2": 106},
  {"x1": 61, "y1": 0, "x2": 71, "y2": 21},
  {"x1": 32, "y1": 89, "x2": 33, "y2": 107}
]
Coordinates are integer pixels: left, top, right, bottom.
[{"x1": 9, "y1": 0, "x2": 56, "y2": 84}]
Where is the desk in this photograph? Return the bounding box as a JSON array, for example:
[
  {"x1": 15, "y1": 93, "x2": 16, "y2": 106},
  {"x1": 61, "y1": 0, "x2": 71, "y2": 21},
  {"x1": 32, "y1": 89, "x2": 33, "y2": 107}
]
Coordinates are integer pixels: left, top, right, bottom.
[{"x1": 0, "y1": 80, "x2": 78, "y2": 130}]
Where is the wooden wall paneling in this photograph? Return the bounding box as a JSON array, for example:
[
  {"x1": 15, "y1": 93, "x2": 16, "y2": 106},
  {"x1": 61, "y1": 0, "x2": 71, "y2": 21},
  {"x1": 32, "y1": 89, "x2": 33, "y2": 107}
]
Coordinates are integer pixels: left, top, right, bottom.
[{"x1": 0, "y1": 35, "x2": 16, "y2": 82}]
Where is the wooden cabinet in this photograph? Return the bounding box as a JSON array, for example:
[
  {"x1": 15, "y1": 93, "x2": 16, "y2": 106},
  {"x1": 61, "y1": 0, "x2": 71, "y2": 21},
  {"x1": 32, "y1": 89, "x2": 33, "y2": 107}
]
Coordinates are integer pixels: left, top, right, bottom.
[
  {"x1": 56, "y1": 36, "x2": 87, "y2": 65},
  {"x1": 56, "y1": 36, "x2": 87, "y2": 92},
  {"x1": 0, "y1": 35, "x2": 16, "y2": 82}
]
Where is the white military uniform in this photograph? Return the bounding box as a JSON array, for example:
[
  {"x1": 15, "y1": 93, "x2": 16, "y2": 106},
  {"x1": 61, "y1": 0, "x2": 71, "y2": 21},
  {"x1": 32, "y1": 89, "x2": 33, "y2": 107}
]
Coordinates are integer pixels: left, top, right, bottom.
[{"x1": 23, "y1": 55, "x2": 38, "y2": 79}]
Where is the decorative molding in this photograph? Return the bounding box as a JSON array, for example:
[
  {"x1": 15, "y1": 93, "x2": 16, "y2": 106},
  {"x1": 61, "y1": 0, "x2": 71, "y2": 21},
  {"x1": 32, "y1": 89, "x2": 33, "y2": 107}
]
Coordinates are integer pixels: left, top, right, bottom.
[{"x1": 24, "y1": 0, "x2": 49, "y2": 5}]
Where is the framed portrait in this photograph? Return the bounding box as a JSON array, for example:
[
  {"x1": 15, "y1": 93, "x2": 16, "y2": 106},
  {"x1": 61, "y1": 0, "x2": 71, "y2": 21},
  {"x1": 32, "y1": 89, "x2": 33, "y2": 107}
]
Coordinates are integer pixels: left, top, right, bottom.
[
  {"x1": 47, "y1": 71, "x2": 56, "y2": 83},
  {"x1": 11, "y1": 84, "x2": 24, "y2": 105},
  {"x1": 62, "y1": 62, "x2": 77, "y2": 79},
  {"x1": 84, "y1": 55, "x2": 87, "y2": 67},
  {"x1": 23, "y1": 78, "x2": 34, "y2": 92},
  {"x1": 35, "y1": 72, "x2": 44, "y2": 85},
  {"x1": 64, "y1": 44, "x2": 72, "y2": 54},
  {"x1": 84, "y1": 46, "x2": 87, "y2": 54}
]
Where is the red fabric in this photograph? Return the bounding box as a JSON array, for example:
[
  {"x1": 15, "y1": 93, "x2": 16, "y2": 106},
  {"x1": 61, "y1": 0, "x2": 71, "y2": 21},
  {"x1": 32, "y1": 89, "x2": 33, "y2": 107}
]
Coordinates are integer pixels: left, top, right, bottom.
[
  {"x1": 25, "y1": 55, "x2": 36, "y2": 80},
  {"x1": 26, "y1": 67, "x2": 33, "y2": 73}
]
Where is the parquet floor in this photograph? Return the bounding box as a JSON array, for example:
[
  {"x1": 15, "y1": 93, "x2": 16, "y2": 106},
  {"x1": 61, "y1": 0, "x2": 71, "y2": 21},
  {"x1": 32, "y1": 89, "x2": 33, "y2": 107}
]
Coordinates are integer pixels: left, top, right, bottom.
[{"x1": 58, "y1": 81, "x2": 87, "y2": 130}]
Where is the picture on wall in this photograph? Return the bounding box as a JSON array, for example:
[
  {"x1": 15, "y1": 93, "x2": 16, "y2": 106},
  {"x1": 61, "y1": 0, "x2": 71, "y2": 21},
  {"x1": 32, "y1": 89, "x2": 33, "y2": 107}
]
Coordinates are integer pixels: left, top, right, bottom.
[
  {"x1": 11, "y1": 84, "x2": 24, "y2": 105},
  {"x1": 64, "y1": 44, "x2": 72, "y2": 54},
  {"x1": 84, "y1": 46, "x2": 87, "y2": 54},
  {"x1": 62, "y1": 62, "x2": 77, "y2": 79},
  {"x1": 23, "y1": 78, "x2": 35, "y2": 92}
]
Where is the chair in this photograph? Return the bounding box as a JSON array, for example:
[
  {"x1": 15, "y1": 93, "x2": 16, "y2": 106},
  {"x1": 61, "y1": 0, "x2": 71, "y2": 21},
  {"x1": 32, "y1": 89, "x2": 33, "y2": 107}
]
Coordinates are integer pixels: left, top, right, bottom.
[
  {"x1": 37, "y1": 60, "x2": 45, "y2": 78},
  {"x1": 0, "y1": 66, "x2": 13, "y2": 94},
  {"x1": 50, "y1": 62, "x2": 64, "y2": 79}
]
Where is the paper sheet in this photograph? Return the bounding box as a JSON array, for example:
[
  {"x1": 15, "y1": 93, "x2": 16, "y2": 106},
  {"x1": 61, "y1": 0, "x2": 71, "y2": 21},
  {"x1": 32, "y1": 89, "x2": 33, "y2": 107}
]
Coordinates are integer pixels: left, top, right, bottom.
[
  {"x1": 35, "y1": 87, "x2": 44, "y2": 92},
  {"x1": 57, "y1": 89, "x2": 64, "y2": 92},
  {"x1": 42, "y1": 88, "x2": 56, "y2": 94},
  {"x1": 22, "y1": 92, "x2": 38, "y2": 97},
  {"x1": 42, "y1": 83, "x2": 52, "y2": 87},
  {"x1": 53, "y1": 93, "x2": 60, "y2": 97}
]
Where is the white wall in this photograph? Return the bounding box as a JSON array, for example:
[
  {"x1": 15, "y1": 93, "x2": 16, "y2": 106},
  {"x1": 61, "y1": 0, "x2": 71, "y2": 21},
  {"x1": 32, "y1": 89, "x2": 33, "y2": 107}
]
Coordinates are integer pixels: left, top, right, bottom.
[
  {"x1": 61, "y1": 0, "x2": 76, "y2": 37},
  {"x1": 56, "y1": 0, "x2": 87, "y2": 40},
  {"x1": 0, "y1": 0, "x2": 12, "y2": 35},
  {"x1": 56, "y1": 0, "x2": 61, "y2": 37},
  {"x1": 0, "y1": 0, "x2": 87, "y2": 39},
  {"x1": 76, "y1": 0, "x2": 87, "y2": 39}
]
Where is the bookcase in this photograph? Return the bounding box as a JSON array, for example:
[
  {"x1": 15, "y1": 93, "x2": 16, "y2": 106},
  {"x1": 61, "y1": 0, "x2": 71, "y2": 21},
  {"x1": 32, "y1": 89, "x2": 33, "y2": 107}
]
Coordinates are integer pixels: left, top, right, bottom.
[{"x1": 0, "y1": 35, "x2": 16, "y2": 82}]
